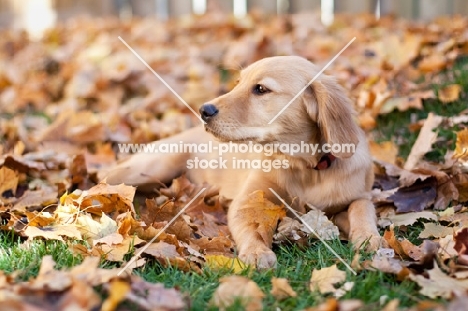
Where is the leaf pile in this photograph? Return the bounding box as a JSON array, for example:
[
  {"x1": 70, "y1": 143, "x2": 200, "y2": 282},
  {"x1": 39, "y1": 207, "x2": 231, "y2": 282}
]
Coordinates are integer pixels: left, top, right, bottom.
[{"x1": 0, "y1": 11, "x2": 468, "y2": 310}]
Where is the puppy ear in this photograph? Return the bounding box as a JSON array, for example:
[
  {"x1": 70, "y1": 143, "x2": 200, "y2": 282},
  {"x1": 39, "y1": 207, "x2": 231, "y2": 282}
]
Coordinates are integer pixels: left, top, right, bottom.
[{"x1": 310, "y1": 77, "x2": 360, "y2": 158}]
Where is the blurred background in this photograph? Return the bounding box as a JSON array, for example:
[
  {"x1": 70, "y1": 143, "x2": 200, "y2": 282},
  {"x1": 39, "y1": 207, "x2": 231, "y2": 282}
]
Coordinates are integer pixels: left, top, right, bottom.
[{"x1": 2, "y1": 0, "x2": 468, "y2": 39}]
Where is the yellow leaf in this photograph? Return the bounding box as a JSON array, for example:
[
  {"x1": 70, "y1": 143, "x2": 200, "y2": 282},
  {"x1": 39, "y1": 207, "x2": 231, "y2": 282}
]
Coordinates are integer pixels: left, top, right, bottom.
[
  {"x1": 438, "y1": 84, "x2": 462, "y2": 103},
  {"x1": 369, "y1": 141, "x2": 398, "y2": 165},
  {"x1": 454, "y1": 128, "x2": 468, "y2": 162},
  {"x1": 101, "y1": 281, "x2": 130, "y2": 311},
  {"x1": 0, "y1": 167, "x2": 18, "y2": 196},
  {"x1": 237, "y1": 191, "x2": 286, "y2": 245},
  {"x1": 25, "y1": 211, "x2": 55, "y2": 227},
  {"x1": 205, "y1": 254, "x2": 248, "y2": 273}
]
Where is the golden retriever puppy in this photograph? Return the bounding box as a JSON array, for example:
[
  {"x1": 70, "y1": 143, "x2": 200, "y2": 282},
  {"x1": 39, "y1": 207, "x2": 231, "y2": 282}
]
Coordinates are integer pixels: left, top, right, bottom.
[{"x1": 103, "y1": 56, "x2": 381, "y2": 268}]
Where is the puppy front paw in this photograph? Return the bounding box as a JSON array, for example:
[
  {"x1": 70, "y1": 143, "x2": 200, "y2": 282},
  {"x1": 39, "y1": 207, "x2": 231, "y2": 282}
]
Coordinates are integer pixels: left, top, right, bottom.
[
  {"x1": 239, "y1": 247, "x2": 277, "y2": 269},
  {"x1": 350, "y1": 230, "x2": 382, "y2": 252}
]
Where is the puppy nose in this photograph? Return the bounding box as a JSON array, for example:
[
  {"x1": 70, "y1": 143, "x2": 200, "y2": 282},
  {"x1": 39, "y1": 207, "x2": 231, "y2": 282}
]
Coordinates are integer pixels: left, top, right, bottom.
[{"x1": 199, "y1": 103, "x2": 219, "y2": 122}]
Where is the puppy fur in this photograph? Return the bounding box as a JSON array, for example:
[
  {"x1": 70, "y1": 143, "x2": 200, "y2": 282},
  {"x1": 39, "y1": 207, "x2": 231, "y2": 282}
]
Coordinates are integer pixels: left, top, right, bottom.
[{"x1": 103, "y1": 56, "x2": 381, "y2": 268}]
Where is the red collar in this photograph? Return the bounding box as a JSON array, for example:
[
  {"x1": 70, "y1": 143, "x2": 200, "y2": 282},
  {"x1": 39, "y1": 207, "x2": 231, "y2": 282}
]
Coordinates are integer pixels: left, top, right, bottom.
[{"x1": 308, "y1": 153, "x2": 336, "y2": 170}]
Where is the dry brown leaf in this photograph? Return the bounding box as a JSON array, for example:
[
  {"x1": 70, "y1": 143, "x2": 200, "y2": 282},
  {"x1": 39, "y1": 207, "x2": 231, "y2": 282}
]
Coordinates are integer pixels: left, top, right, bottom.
[
  {"x1": 300, "y1": 209, "x2": 339, "y2": 240},
  {"x1": 454, "y1": 227, "x2": 468, "y2": 265},
  {"x1": 190, "y1": 236, "x2": 234, "y2": 254},
  {"x1": 270, "y1": 277, "x2": 297, "y2": 300},
  {"x1": 237, "y1": 191, "x2": 286, "y2": 246},
  {"x1": 25, "y1": 211, "x2": 55, "y2": 227},
  {"x1": 404, "y1": 113, "x2": 443, "y2": 170},
  {"x1": 419, "y1": 222, "x2": 455, "y2": 239},
  {"x1": 24, "y1": 224, "x2": 82, "y2": 241},
  {"x1": 97, "y1": 235, "x2": 145, "y2": 262},
  {"x1": 369, "y1": 141, "x2": 399, "y2": 164},
  {"x1": 380, "y1": 97, "x2": 423, "y2": 114},
  {"x1": 303, "y1": 298, "x2": 339, "y2": 311},
  {"x1": 0, "y1": 166, "x2": 18, "y2": 196},
  {"x1": 58, "y1": 279, "x2": 101, "y2": 311},
  {"x1": 139, "y1": 241, "x2": 198, "y2": 272},
  {"x1": 454, "y1": 128, "x2": 468, "y2": 163},
  {"x1": 101, "y1": 281, "x2": 130, "y2": 311},
  {"x1": 382, "y1": 228, "x2": 423, "y2": 261},
  {"x1": 273, "y1": 217, "x2": 304, "y2": 243},
  {"x1": 27, "y1": 255, "x2": 73, "y2": 291},
  {"x1": 126, "y1": 277, "x2": 186, "y2": 310},
  {"x1": 12, "y1": 188, "x2": 58, "y2": 212},
  {"x1": 211, "y1": 275, "x2": 264, "y2": 311},
  {"x1": 409, "y1": 262, "x2": 468, "y2": 298},
  {"x1": 418, "y1": 54, "x2": 447, "y2": 73},
  {"x1": 77, "y1": 182, "x2": 136, "y2": 216},
  {"x1": 369, "y1": 255, "x2": 410, "y2": 280},
  {"x1": 310, "y1": 264, "x2": 346, "y2": 294},
  {"x1": 383, "y1": 228, "x2": 410, "y2": 260}
]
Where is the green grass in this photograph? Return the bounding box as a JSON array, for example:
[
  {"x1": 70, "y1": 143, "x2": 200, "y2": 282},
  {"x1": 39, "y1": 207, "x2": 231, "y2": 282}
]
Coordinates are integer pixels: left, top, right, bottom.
[
  {"x1": 374, "y1": 56, "x2": 468, "y2": 161},
  {"x1": 0, "y1": 232, "x2": 425, "y2": 310},
  {"x1": 1, "y1": 58, "x2": 467, "y2": 310}
]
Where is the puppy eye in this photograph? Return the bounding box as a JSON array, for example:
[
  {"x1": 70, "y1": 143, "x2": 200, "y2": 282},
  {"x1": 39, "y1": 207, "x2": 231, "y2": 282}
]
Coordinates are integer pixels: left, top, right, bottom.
[{"x1": 253, "y1": 84, "x2": 270, "y2": 95}]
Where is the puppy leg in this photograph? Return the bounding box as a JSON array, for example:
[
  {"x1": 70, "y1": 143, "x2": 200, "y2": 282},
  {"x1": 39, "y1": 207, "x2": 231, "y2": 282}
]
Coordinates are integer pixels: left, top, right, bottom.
[
  {"x1": 335, "y1": 199, "x2": 381, "y2": 251},
  {"x1": 100, "y1": 126, "x2": 206, "y2": 187},
  {"x1": 228, "y1": 177, "x2": 283, "y2": 269}
]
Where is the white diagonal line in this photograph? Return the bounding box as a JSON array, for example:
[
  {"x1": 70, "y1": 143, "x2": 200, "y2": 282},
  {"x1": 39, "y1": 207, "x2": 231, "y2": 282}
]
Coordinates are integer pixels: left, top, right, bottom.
[
  {"x1": 118, "y1": 36, "x2": 206, "y2": 124},
  {"x1": 118, "y1": 187, "x2": 206, "y2": 275},
  {"x1": 268, "y1": 37, "x2": 356, "y2": 124},
  {"x1": 268, "y1": 188, "x2": 357, "y2": 275}
]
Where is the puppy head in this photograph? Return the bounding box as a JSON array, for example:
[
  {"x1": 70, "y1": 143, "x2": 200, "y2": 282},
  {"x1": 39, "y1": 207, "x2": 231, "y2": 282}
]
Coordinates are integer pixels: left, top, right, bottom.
[{"x1": 201, "y1": 56, "x2": 359, "y2": 157}]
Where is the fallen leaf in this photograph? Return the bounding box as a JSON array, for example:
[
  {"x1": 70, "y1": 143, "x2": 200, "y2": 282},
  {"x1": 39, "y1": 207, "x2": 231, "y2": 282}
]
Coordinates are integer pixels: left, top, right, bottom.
[
  {"x1": 24, "y1": 224, "x2": 82, "y2": 241},
  {"x1": 102, "y1": 281, "x2": 130, "y2": 311},
  {"x1": 369, "y1": 141, "x2": 399, "y2": 164},
  {"x1": 418, "y1": 54, "x2": 447, "y2": 73},
  {"x1": 419, "y1": 222, "x2": 455, "y2": 239},
  {"x1": 126, "y1": 277, "x2": 186, "y2": 310},
  {"x1": 454, "y1": 128, "x2": 468, "y2": 163},
  {"x1": 310, "y1": 264, "x2": 346, "y2": 294},
  {"x1": 211, "y1": 275, "x2": 264, "y2": 311},
  {"x1": 0, "y1": 167, "x2": 18, "y2": 196},
  {"x1": 301, "y1": 209, "x2": 339, "y2": 240},
  {"x1": 205, "y1": 254, "x2": 248, "y2": 273},
  {"x1": 404, "y1": 113, "x2": 443, "y2": 171},
  {"x1": 409, "y1": 262, "x2": 468, "y2": 298},
  {"x1": 454, "y1": 227, "x2": 468, "y2": 265},
  {"x1": 97, "y1": 235, "x2": 145, "y2": 262},
  {"x1": 273, "y1": 217, "x2": 304, "y2": 243},
  {"x1": 388, "y1": 177, "x2": 437, "y2": 213},
  {"x1": 369, "y1": 255, "x2": 410, "y2": 280},
  {"x1": 386, "y1": 211, "x2": 437, "y2": 226},
  {"x1": 270, "y1": 277, "x2": 297, "y2": 300},
  {"x1": 438, "y1": 84, "x2": 462, "y2": 103},
  {"x1": 236, "y1": 191, "x2": 286, "y2": 246}
]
